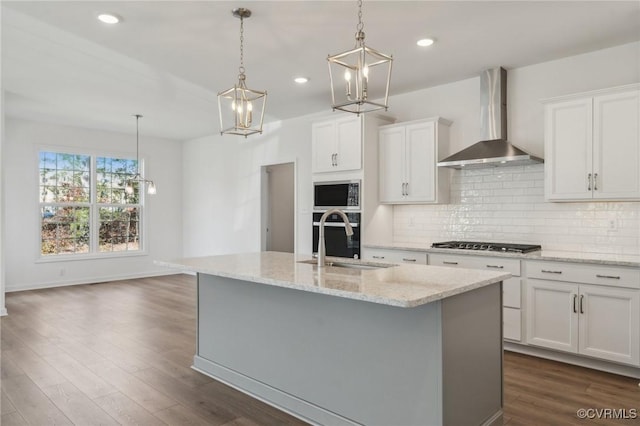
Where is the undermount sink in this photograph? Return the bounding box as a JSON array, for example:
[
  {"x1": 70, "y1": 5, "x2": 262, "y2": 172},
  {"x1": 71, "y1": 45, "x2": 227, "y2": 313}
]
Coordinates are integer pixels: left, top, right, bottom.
[{"x1": 298, "y1": 259, "x2": 393, "y2": 270}]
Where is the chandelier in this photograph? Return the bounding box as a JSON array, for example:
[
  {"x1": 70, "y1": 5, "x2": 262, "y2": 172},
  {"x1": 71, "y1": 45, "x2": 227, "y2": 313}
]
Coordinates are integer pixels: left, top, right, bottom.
[
  {"x1": 218, "y1": 8, "x2": 267, "y2": 137},
  {"x1": 125, "y1": 114, "x2": 156, "y2": 195},
  {"x1": 327, "y1": 0, "x2": 393, "y2": 115}
]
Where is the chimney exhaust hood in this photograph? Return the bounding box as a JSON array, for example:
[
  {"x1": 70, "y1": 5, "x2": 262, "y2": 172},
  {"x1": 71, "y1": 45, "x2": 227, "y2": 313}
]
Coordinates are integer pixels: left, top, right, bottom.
[{"x1": 437, "y1": 67, "x2": 543, "y2": 169}]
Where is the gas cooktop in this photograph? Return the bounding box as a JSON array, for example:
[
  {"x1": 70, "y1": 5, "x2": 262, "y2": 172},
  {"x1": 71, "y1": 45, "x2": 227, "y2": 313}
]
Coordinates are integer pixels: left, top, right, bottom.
[{"x1": 431, "y1": 241, "x2": 542, "y2": 254}]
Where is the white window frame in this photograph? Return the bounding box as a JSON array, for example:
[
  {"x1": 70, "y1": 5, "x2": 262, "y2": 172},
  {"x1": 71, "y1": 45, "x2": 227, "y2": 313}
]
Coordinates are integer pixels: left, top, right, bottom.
[{"x1": 37, "y1": 148, "x2": 148, "y2": 262}]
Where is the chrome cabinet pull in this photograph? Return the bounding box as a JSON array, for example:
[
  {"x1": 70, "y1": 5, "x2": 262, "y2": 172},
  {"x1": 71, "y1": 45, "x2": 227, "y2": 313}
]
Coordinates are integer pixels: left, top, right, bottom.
[
  {"x1": 587, "y1": 173, "x2": 592, "y2": 191},
  {"x1": 401, "y1": 183, "x2": 405, "y2": 196},
  {"x1": 405, "y1": 182, "x2": 409, "y2": 196},
  {"x1": 486, "y1": 265, "x2": 504, "y2": 269},
  {"x1": 334, "y1": 153, "x2": 338, "y2": 166},
  {"x1": 402, "y1": 258, "x2": 417, "y2": 262},
  {"x1": 573, "y1": 294, "x2": 577, "y2": 313},
  {"x1": 372, "y1": 255, "x2": 385, "y2": 259},
  {"x1": 593, "y1": 173, "x2": 598, "y2": 190},
  {"x1": 596, "y1": 274, "x2": 621, "y2": 280},
  {"x1": 443, "y1": 261, "x2": 458, "y2": 265},
  {"x1": 580, "y1": 295, "x2": 585, "y2": 314},
  {"x1": 541, "y1": 269, "x2": 563, "y2": 274}
]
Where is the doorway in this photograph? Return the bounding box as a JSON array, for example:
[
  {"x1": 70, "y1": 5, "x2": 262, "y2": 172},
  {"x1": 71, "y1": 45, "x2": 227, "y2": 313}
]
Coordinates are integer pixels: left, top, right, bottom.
[{"x1": 262, "y1": 162, "x2": 295, "y2": 253}]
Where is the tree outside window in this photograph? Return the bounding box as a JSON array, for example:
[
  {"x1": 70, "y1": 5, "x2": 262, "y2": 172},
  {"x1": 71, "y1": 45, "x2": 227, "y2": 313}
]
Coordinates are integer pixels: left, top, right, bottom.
[{"x1": 39, "y1": 151, "x2": 143, "y2": 257}]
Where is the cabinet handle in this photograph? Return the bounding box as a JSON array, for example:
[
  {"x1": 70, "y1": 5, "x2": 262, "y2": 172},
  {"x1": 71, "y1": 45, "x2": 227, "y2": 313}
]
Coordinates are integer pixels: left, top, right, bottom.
[
  {"x1": 372, "y1": 255, "x2": 385, "y2": 259},
  {"x1": 580, "y1": 295, "x2": 584, "y2": 314},
  {"x1": 401, "y1": 183, "x2": 405, "y2": 196},
  {"x1": 486, "y1": 265, "x2": 504, "y2": 269},
  {"x1": 573, "y1": 294, "x2": 577, "y2": 313},
  {"x1": 402, "y1": 258, "x2": 417, "y2": 262},
  {"x1": 541, "y1": 269, "x2": 563, "y2": 274},
  {"x1": 596, "y1": 274, "x2": 621, "y2": 280},
  {"x1": 443, "y1": 261, "x2": 458, "y2": 265},
  {"x1": 593, "y1": 173, "x2": 598, "y2": 191},
  {"x1": 405, "y1": 182, "x2": 409, "y2": 196},
  {"x1": 334, "y1": 153, "x2": 338, "y2": 166},
  {"x1": 587, "y1": 173, "x2": 592, "y2": 191}
]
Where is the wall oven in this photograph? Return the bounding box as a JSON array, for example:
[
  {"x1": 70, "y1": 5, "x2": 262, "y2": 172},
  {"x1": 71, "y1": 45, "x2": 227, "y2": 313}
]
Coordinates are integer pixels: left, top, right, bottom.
[
  {"x1": 313, "y1": 180, "x2": 360, "y2": 210},
  {"x1": 312, "y1": 212, "x2": 360, "y2": 259}
]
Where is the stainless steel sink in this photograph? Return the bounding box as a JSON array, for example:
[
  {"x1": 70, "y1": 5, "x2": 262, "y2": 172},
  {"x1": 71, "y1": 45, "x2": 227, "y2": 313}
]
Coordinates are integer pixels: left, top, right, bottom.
[{"x1": 298, "y1": 259, "x2": 393, "y2": 270}]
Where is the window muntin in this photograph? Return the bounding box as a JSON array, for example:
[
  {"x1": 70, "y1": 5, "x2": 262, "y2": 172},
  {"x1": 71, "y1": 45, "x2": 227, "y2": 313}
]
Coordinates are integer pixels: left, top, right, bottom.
[{"x1": 39, "y1": 151, "x2": 143, "y2": 257}]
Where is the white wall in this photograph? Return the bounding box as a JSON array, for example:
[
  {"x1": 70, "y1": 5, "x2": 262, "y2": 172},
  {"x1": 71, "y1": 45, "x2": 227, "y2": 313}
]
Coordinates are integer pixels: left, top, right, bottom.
[
  {"x1": 182, "y1": 41, "x2": 640, "y2": 259},
  {"x1": 182, "y1": 115, "x2": 316, "y2": 257},
  {"x1": 4, "y1": 118, "x2": 183, "y2": 292}
]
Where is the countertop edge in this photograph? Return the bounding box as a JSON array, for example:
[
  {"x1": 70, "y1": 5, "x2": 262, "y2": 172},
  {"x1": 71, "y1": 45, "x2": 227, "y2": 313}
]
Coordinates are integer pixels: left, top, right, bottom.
[{"x1": 363, "y1": 244, "x2": 640, "y2": 267}]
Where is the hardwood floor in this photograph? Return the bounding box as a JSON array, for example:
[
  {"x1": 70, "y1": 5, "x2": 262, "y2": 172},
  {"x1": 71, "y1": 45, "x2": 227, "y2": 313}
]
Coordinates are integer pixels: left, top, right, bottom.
[{"x1": 2, "y1": 274, "x2": 639, "y2": 425}]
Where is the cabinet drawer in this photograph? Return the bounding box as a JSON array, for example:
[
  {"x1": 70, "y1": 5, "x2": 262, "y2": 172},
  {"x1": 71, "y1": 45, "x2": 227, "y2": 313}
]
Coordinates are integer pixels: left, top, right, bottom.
[
  {"x1": 429, "y1": 253, "x2": 521, "y2": 276},
  {"x1": 503, "y1": 307, "x2": 521, "y2": 341},
  {"x1": 362, "y1": 248, "x2": 428, "y2": 265},
  {"x1": 527, "y1": 261, "x2": 640, "y2": 289}
]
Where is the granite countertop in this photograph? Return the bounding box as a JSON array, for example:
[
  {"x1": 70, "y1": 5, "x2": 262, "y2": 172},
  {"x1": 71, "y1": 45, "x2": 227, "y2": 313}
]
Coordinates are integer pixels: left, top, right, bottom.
[
  {"x1": 364, "y1": 243, "x2": 640, "y2": 268},
  {"x1": 155, "y1": 252, "x2": 510, "y2": 308}
]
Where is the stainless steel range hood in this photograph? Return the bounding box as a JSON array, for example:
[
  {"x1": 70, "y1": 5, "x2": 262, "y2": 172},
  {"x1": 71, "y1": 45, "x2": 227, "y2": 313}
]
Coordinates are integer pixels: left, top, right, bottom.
[{"x1": 437, "y1": 67, "x2": 543, "y2": 169}]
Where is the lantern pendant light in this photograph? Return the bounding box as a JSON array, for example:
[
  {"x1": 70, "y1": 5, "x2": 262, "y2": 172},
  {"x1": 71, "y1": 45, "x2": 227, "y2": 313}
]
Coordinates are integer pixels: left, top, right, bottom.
[
  {"x1": 218, "y1": 8, "x2": 267, "y2": 137},
  {"x1": 125, "y1": 114, "x2": 156, "y2": 196},
  {"x1": 327, "y1": 0, "x2": 393, "y2": 115}
]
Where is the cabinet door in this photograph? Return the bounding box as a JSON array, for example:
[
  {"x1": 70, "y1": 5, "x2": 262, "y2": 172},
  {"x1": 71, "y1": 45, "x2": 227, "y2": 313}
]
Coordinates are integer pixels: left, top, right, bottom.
[
  {"x1": 544, "y1": 98, "x2": 593, "y2": 200},
  {"x1": 312, "y1": 121, "x2": 337, "y2": 173},
  {"x1": 593, "y1": 89, "x2": 640, "y2": 200},
  {"x1": 405, "y1": 121, "x2": 436, "y2": 202},
  {"x1": 379, "y1": 127, "x2": 405, "y2": 203},
  {"x1": 526, "y1": 279, "x2": 579, "y2": 353},
  {"x1": 334, "y1": 117, "x2": 362, "y2": 172},
  {"x1": 578, "y1": 284, "x2": 640, "y2": 365}
]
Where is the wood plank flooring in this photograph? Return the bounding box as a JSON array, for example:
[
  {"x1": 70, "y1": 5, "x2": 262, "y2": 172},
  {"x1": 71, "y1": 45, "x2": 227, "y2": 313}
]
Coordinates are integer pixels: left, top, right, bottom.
[{"x1": 2, "y1": 274, "x2": 639, "y2": 425}]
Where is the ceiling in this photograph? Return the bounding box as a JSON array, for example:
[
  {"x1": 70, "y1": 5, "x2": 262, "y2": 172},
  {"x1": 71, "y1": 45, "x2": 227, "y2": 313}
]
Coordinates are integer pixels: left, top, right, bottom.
[{"x1": 2, "y1": 1, "x2": 640, "y2": 140}]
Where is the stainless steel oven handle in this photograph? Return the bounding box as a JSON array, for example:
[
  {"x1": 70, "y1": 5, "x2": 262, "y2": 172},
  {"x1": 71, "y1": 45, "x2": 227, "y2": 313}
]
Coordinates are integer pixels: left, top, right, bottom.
[{"x1": 313, "y1": 222, "x2": 359, "y2": 227}]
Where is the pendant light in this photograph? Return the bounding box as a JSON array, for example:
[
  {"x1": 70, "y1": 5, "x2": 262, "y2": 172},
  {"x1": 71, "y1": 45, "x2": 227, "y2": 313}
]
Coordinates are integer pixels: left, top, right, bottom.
[
  {"x1": 218, "y1": 8, "x2": 267, "y2": 137},
  {"x1": 327, "y1": 0, "x2": 393, "y2": 115},
  {"x1": 125, "y1": 114, "x2": 156, "y2": 196}
]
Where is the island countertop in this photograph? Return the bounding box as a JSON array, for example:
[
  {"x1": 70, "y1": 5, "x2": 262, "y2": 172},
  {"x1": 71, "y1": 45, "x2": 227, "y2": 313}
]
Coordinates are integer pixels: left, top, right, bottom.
[{"x1": 156, "y1": 251, "x2": 510, "y2": 308}]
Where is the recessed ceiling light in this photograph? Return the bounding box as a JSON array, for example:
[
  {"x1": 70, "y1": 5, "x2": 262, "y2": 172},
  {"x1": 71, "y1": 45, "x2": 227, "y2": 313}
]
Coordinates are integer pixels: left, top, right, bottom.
[
  {"x1": 97, "y1": 13, "x2": 121, "y2": 24},
  {"x1": 294, "y1": 77, "x2": 309, "y2": 84},
  {"x1": 417, "y1": 38, "x2": 435, "y2": 47}
]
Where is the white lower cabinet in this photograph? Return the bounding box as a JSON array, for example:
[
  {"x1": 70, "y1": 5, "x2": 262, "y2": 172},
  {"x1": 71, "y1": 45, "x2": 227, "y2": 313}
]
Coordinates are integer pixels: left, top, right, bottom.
[
  {"x1": 361, "y1": 247, "x2": 427, "y2": 265},
  {"x1": 526, "y1": 261, "x2": 640, "y2": 366},
  {"x1": 429, "y1": 252, "x2": 522, "y2": 341}
]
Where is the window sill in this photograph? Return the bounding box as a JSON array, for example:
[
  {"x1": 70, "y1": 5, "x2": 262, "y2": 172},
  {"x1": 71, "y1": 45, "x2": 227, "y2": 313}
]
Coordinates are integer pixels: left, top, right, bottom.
[{"x1": 36, "y1": 251, "x2": 149, "y2": 264}]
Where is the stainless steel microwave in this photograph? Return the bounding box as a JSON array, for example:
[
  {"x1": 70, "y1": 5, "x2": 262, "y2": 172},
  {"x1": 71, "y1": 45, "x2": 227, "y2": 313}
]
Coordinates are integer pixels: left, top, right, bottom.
[{"x1": 313, "y1": 180, "x2": 360, "y2": 210}]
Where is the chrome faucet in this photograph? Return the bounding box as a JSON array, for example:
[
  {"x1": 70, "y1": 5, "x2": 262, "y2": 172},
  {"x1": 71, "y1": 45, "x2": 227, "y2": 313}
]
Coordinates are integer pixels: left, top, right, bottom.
[{"x1": 317, "y1": 208, "x2": 354, "y2": 267}]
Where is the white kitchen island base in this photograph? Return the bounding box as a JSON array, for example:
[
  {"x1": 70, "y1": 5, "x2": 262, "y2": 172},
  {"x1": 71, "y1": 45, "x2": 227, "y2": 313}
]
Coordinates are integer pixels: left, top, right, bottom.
[{"x1": 194, "y1": 273, "x2": 503, "y2": 426}]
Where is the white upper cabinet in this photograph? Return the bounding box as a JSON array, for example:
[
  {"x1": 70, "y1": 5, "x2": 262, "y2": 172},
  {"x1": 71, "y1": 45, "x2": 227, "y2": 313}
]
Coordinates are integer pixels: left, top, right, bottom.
[
  {"x1": 544, "y1": 85, "x2": 640, "y2": 201},
  {"x1": 379, "y1": 117, "x2": 451, "y2": 204},
  {"x1": 312, "y1": 116, "x2": 362, "y2": 173}
]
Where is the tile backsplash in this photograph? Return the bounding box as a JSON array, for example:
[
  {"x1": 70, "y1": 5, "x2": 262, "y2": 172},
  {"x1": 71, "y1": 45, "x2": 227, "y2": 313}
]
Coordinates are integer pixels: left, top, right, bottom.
[{"x1": 393, "y1": 164, "x2": 640, "y2": 255}]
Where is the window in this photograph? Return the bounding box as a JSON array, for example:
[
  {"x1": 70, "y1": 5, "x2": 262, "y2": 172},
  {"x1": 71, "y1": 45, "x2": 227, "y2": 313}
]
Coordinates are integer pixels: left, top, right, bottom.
[{"x1": 39, "y1": 151, "x2": 143, "y2": 257}]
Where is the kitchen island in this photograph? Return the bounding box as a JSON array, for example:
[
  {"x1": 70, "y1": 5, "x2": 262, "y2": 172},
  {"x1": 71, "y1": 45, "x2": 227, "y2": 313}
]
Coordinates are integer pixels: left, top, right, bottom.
[{"x1": 157, "y1": 252, "x2": 510, "y2": 426}]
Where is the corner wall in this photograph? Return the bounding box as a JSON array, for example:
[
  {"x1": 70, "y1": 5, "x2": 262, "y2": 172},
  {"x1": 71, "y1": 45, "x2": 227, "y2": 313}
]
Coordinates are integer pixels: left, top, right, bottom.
[{"x1": 3, "y1": 118, "x2": 183, "y2": 292}]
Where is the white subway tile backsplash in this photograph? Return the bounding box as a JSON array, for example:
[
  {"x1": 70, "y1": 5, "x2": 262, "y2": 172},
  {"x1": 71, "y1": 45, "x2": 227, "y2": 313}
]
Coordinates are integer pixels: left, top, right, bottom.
[{"x1": 393, "y1": 164, "x2": 640, "y2": 255}]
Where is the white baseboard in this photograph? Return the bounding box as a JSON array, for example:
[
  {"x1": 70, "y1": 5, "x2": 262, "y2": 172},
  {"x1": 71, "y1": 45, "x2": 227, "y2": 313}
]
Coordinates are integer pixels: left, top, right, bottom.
[
  {"x1": 5, "y1": 270, "x2": 184, "y2": 293},
  {"x1": 504, "y1": 342, "x2": 640, "y2": 379}
]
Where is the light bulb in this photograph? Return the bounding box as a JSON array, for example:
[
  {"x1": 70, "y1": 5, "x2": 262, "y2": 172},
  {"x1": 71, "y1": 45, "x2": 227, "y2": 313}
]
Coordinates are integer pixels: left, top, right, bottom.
[
  {"x1": 147, "y1": 182, "x2": 156, "y2": 195},
  {"x1": 344, "y1": 70, "x2": 351, "y2": 81},
  {"x1": 363, "y1": 65, "x2": 369, "y2": 79},
  {"x1": 247, "y1": 101, "x2": 253, "y2": 112},
  {"x1": 231, "y1": 100, "x2": 236, "y2": 111}
]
